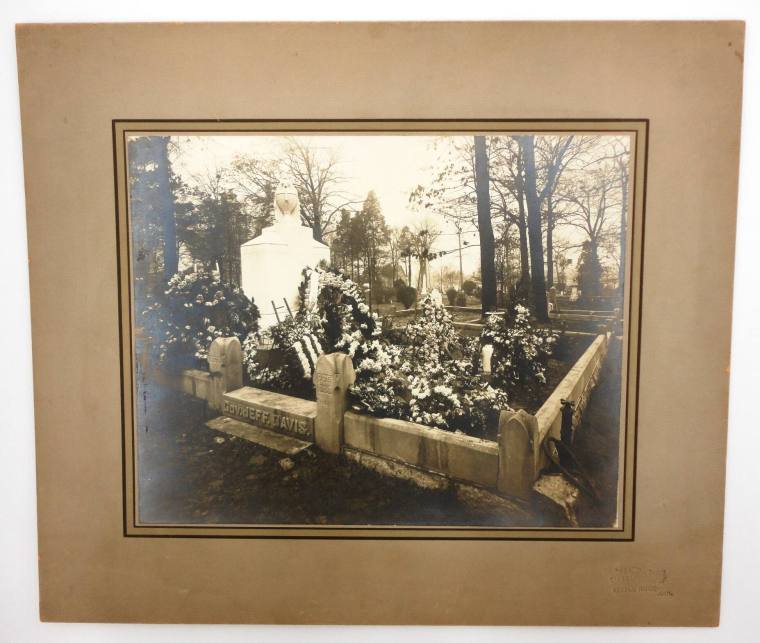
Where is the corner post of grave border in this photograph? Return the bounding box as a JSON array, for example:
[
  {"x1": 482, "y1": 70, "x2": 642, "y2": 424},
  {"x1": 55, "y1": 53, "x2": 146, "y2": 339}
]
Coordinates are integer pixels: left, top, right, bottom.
[
  {"x1": 208, "y1": 337, "x2": 243, "y2": 411},
  {"x1": 497, "y1": 408, "x2": 540, "y2": 499},
  {"x1": 313, "y1": 353, "x2": 356, "y2": 454}
]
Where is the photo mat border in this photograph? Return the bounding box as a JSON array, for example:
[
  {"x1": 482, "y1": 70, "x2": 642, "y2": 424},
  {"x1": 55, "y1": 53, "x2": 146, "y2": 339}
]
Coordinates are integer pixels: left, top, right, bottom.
[{"x1": 114, "y1": 119, "x2": 648, "y2": 540}]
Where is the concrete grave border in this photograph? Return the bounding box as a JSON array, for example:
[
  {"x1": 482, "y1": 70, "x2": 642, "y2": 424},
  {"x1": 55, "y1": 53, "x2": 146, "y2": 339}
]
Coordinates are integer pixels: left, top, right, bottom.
[{"x1": 168, "y1": 333, "x2": 610, "y2": 503}]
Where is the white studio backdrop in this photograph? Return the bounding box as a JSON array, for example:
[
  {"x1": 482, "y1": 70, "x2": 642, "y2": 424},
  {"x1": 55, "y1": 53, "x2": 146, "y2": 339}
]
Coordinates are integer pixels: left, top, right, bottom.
[{"x1": 0, "y1": 1, "x2": 757, "y2": 642}]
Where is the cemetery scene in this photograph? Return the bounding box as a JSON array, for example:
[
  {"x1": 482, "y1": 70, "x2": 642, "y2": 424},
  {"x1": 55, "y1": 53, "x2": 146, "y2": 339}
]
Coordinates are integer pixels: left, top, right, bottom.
[{"x1": 130, "y1": 133, "x2": 631, "y2": 528}]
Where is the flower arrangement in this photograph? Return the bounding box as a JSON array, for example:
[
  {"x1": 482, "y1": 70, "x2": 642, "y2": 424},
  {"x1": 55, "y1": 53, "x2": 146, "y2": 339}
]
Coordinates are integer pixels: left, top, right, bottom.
[
  {"x1": 240, "y1": 268, "x2": 560, "y2": 438},
  {"x1": 479, "y1": 304, "x2": 558, "y2": 389},
  {"x1": 243, "y1": 311, "x2": 325, "y2": 394},
  {"x1": 398, "y1": 294, "x2": 510, "y2": 435},
  {"x1": 299, "y1": 267, "x2": 412, "y2": 418},
  {"x1": 140, "y1": 270, "x2": 259, "y2": 369}
]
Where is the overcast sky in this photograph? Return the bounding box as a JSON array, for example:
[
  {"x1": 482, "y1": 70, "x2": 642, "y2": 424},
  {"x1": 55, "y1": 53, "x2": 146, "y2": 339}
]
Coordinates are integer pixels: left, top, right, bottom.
[{"x1": 165, "y1": 133, "x2": 630, "y2": 279}]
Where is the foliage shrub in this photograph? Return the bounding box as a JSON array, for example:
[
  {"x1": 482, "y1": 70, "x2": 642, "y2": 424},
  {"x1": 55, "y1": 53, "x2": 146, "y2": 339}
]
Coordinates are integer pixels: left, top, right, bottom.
[
  {"x1": 446, "y1": 288, "x2": 458, "y2": 305},
  {"x1": 577, "y1": 240, "x2": 603, "y2": 302},
  {"x1": 401, "y1": 294, "x2": 509, "y2": 435},
  {"x1": 306, "y1": 267, "x2": 410, "y2": 418},
  {"x1": 141, "y1": 270, "x2": 259, "y2": 369},
  {"x1": 455, "y1": 291, "x2": 467, "y2": 306},
  {"x1": 462, "y1": 279, "x2": 477, "y2": 296},
  {"x1": 398, "y1": 285, "x2": 417, "y2": 309}
]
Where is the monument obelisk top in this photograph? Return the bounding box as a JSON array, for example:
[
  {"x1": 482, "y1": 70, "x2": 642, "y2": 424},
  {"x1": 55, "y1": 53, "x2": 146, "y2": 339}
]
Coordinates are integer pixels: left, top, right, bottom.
[{"x1": 272, "y1": 181, "x2": 302, "y2": 227}]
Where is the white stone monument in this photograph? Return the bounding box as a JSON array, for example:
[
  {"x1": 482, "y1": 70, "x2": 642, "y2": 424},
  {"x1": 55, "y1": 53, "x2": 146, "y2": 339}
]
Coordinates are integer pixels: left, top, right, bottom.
[{"x1": 240, "y1": 182, "x2": 330, "y2": 329}]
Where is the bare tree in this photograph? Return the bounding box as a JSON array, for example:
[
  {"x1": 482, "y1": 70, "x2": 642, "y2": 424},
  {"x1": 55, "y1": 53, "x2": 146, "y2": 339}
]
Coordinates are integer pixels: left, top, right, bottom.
[
  {"x1": 229, "y1": 155, "x2": 280, "y2": 237},
  {"x1": 489, "y1": 137, "x2": 530, "y2": 290},
  {"x1": 611, "y1": 142, "x2": 631, "y2": 296},
  {"x1": 561, "y1": 163, "x2": 623, "y2": 263},
  {"x1": 283, "y1": 139, "x2": 362, "y2": 242},
  {"x1": 516, "y1": 135, "x2": 550, "y2": 320},
  {"x1": 474, "y1": 135, "x2": 497, "y2": 314}
]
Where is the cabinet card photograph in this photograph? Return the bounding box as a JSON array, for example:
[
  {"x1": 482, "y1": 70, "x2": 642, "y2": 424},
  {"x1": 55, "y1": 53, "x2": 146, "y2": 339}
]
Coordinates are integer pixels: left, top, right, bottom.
[
  {"x1": 19, "y1": 21, "x2": 742, "y2": 625},
  {"x1": 116, "y1": 120, "x2": 646, "y2": 539}
]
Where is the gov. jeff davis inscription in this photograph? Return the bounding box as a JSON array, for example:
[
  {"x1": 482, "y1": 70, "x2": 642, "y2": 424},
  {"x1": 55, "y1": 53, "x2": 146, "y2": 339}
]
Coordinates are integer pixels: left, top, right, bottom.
[{"x1": 222, "y1": 390, "x2": 316, "y2": 440}]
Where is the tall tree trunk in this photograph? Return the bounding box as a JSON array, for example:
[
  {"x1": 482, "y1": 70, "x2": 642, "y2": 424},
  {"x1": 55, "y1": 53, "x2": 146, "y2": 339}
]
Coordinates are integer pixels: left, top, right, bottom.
[
  {"x1": 518, "y1": 135, "x2": 549, "y2": 321},
  {"x1": 312, "y1": 206, "x2": 323, "y2": 242},
  {"x1": 503, "y1": 226, "x2": 511, "y2": 308},
  {"x1": 516, "y1": 196, "x2": 530, "y2": 285},
  {"x1": 619, "y1": 166, "x2": 628, "y2": 298},
  {"x1": 154, "y1": 136, "x2": 178, "y2": 280},
  {"x1": 474, "y1": 136, "x2": 497, "y2": 315},
  {"x1": 546, "y1": 200, "x2": 554, "y2": 288}
]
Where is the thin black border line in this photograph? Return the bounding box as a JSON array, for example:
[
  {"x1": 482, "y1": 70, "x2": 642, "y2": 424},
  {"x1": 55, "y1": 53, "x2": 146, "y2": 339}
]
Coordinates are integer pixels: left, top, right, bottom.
[
  {"x1": 620, "y1": 128, "x2": 637, "y2": 537},
  {"x1": 119, "y1": 128, "x2": 138, "y2": 533},
  {"x1": 117, "y1": 119, "x2": 644, "y2": 540},
  {"x1": 115, "y1": 118, "x2": 647, "y2": 541},
  {"x1": 115, "y1": 118, "x2": 647, "y2": 123},
  {"x1": 113, "y1": 122, "x2": 129, "y2": 538},
  {"x1": 630, "y1": 120, "x2": 649, "y2": 542},
  {"x1": 117, "y1": 119, "x2": 643, "y2": 540}
]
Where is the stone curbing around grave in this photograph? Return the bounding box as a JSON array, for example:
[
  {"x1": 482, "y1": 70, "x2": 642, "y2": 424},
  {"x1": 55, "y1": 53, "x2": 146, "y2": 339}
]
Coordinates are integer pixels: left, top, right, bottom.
[
  {"x1": 535, "y1": 332, "x2": 609, "y2": 444},
  {"x1": 343, "y1": 411, "x2": 499, "y2": 488},
  {"x1": 168, "y1": 334, "x2": 609, "y2": 501},
  {"x1": 496, "y1": 332, "x2": 610, "y2": 497}
]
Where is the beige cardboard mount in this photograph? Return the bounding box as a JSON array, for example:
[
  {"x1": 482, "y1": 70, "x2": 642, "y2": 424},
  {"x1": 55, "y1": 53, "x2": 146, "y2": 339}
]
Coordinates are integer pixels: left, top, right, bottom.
[{"x1": 17, "y1": 22, "x2": 743, "y2": 625}]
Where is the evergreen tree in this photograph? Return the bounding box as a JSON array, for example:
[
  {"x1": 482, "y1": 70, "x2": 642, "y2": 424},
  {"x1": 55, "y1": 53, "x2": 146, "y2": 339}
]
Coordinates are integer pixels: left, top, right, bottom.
[
  {"x1": 576, "y1": 240, "x2": 603, "y2": 301},
  {"x1": 174, "y1": 170, "x2": 249, "y2": 285}
]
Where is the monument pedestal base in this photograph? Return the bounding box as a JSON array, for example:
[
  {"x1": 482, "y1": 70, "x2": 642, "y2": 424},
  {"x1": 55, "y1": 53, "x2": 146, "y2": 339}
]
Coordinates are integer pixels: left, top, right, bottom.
[{"x1": 240, "y1": 223, "x2": 329, "y2": 329}]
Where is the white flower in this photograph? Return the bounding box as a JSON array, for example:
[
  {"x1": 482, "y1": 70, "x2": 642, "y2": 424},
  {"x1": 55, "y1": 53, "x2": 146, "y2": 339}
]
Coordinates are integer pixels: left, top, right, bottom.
[{"x1": 293, "y1": 342, "x2": 312, "y2": 379}]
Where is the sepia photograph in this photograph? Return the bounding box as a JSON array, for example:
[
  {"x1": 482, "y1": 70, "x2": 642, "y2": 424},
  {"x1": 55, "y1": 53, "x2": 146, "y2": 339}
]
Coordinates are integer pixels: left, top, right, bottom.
[
  {"x1": 11, "y1": 16, "x2": 749, "y2": 631},
  {"x1": 118, "y1": 122, "x2": 642, "y2": 536}
]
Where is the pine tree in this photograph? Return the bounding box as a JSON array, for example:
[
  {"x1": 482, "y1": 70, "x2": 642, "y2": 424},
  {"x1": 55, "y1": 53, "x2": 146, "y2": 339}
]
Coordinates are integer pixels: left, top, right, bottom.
[{"x1": 577, "y1": 240, "x2": 603, "y2": 301}]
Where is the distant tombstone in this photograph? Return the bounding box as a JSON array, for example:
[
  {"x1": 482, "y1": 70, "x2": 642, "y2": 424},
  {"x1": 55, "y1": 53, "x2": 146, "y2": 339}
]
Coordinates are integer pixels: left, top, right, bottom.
[
  {"x1": 548, "y1": 286, "x2": 558, "y2": 313},
  {"x1": 313, "y1": 353, "x2": 356, "y2": 454},
  {"x1": 481, "y1": 344, "x2": 494, "y2": 380},
  {"x1": 429, "y1": 288, "x2": 443, "y2": 306}
]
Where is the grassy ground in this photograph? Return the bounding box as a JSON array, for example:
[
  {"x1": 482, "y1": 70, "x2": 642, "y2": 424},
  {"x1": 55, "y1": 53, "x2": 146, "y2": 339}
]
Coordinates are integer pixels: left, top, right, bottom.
[{"x1": 136, "y1": 385, "x2": 552, "y2": 527}]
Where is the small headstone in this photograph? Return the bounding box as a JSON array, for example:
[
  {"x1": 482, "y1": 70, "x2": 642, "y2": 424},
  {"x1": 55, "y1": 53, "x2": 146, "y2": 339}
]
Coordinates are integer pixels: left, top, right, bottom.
[
  {"x1": 313, "y1": 353, "x2": 356, "y2": 454},
  {"x1": 481, "y1": 344, "x2": 494, "y2": 380},
  {"x1": 497, "y1": 409, "x2": 539, "y2": 498},
  {"x1": 208, "y1": 337, "x2": 243, "y2": 393}
]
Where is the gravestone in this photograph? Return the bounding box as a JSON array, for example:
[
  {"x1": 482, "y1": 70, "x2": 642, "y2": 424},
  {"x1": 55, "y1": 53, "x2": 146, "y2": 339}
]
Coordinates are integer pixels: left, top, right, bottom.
[
  {"x1": 207, "y1": 337, "x2": 243, "y2": 410},
  {"x1": 497, "y1": 409, "x2": 540, "y2": 498},
  {"x1": 313, "y1": 353, "x2": 356, "y2": 455},
  {"x1": 548, "y1": 286, "x2": 558, "y2": 313},
  {"x1": 480, "y1": 343, "x2": 494, "y2": 381},
  {"x1": 239, "y1": 182, "x2": 330, "y2": 329}
]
